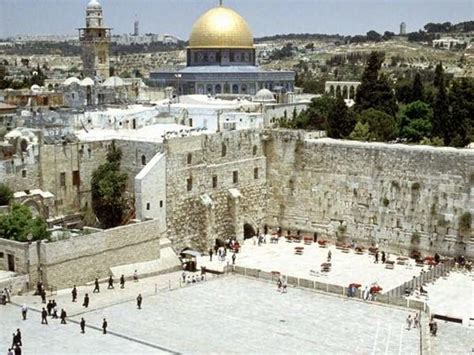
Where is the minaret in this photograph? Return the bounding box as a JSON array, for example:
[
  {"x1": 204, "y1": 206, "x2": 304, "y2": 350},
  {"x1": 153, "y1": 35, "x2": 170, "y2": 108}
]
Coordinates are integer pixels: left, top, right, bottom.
[{"x1": 78, "y1": 0, "x2": 111, "y2": 79}]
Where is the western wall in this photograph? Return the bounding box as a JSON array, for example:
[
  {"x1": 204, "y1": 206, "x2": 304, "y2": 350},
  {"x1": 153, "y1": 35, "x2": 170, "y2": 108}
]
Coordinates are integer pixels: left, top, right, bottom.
[{"x1": 264, "y1": 130, "x2": 474, "y2": 258}]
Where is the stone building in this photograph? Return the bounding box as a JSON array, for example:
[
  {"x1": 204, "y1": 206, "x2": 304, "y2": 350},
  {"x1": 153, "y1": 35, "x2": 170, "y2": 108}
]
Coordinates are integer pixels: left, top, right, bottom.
[
  {"x1": 150, "y1": 4, "x2": 295, "y2": 95},
  {"x1": 78, "y1": 0, "x2": 111, "y2": 80}
]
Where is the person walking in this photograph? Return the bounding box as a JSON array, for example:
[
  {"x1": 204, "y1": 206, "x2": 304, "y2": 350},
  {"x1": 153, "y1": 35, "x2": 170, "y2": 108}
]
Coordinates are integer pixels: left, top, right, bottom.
[
  {"x1": 327, "y1": 250, "x2": 332, "y2": 262},
  {"x1": 133, "y1": 270, "x2": 138, "y2": 282},
  {"x1": 80, "y1": 318, "x2": 86, "y2": 334},
  {"x1": 406, "y1": 315, "x2": 412, "y2": 330},
  {"x1": 52, "y1": 306, "x2": 58, "y2": 319},
  {"x1": 83, "y1": 293, "x2": 89, "y2": 308},
  {"x1": 60, "y1": 309, "x2": 67, "y2": 324},
  {"x1": 11, "y1": 333, "x2": 17, "y2": 348},
  {"x1": 13, "y1": 344, "x2": 21, "y2": 355},
  {"x1": 209, "y1": 248, "x2": 213, "y2": 262},
  {"x1": 374, "y1": 251, "x2": 379, "y2": 263},
  {"x1": 15, "y1": 329, "x2": 22, "y2": 347},
  {"x1": 40, "y1": 288, "x2": 46, "y2": 304},
  {"x1": 21, "y1": 304, "x2": 27, "y2": 320},
  {"x1": 41, "y1": 308, "x2": 48, "y2": 325},
  {"x1": 107, "y1": 275, "x2": 114, "y2": 289},
  {"x1": 413, "y1": 313, "x2": 419, "y2": 328},
  {"x1": 71, "y1": 285, "x2": 77, "y2": 302},
  {"x1": 232, "y1": 252, "x2": 236, "y2": 265},
  {"x1": 137, "y1": 294, "x2": 142, "y2": 310},
  {"x1": 120, "y1": 275, "x2": 125, "y2": 289},
  {"x1": 102, "y1": 318, "x2": 108, "y2": 334},
  {"x1": 93, "y1": 278, "x2": 100, "y2": 293},
  {"x1": 181, "y1": 271, "x2": 186, "y2": 283},
  {"x1": 46, "y1": 300, "x2": 53, "y2": 316},
  {"x1": 381, "y1": 251, "x2": 386, "y2": 263}
]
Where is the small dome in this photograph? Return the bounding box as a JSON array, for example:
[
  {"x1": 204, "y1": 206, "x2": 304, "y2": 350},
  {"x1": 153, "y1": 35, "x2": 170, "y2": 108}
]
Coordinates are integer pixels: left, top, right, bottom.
[
  {"x1": 80, "y1": 77, "x2": 95, "y2": 86},
  {"x1": 63, "y1": 77, "x2": 81, "y2": 86},
  {"x1": 87, "y1": 0, "x2": 102, "y2": 9},
  {"x1": 30, "y1": 84, "x2": 41, "y2": 92},
  {"x1": 188, "y1": 6, "x2": 254, "y2": 49},
  {"x1": 254, "y1": 89, "x2": 275, "y2": 102}
]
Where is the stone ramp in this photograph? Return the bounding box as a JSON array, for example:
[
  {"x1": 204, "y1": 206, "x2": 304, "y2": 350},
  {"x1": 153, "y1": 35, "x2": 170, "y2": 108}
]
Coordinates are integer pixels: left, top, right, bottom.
[{"x1": 110, "y1": 245, "x2": 181, "y2": 279}]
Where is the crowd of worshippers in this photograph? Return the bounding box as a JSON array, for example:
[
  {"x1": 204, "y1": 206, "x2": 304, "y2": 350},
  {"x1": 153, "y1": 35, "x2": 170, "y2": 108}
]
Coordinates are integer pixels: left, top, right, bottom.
[
  {"x1": 454, "y1": 255, "x2": 472, "y2": 271},
  {"x1": 208, "y1": 239, "x2": 239, "y2": 264},
  {"x1": 1, "y1": 286, "x2": 11, "y2": 305}
]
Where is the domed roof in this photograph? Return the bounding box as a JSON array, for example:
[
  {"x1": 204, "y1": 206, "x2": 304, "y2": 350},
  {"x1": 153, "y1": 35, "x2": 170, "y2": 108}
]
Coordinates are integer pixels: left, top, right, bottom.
[
  {"x1": 188, "y1": 6, "x2": 254, "y2": 49},
  {"x1": 63, "y1": 77, "x2": 81, "y2": 86},
  {"x1": 80, "y1": 77, "x2": 95, "y2": 86},
  {"x1": 254, "y1": 89, "x2": 275, "y2": 102},
  {"x1": 87, "y1": 0, "x2": 101, "y2": 9}
]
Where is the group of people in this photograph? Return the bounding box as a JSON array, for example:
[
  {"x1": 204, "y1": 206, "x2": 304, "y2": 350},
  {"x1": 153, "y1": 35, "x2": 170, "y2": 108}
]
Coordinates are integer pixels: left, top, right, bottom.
[
  {"x1": 406, "y1": 313, "x2": 420, "y2": 330},
  {"x1": 1, "y1": 287, "x2": 11, "y2": 305},
  {"x1": 428, "y1": 317, "x2": 438, "y2": 336},
  {"x1": 373, "y1": 250, "x2": 388, "y2": 264},
  {"x1": 7, "y1": 329, "x2": 22, "y2": 355},
  {"x1": 276, "y1": 277, "x2": 288, "y2": 293}
]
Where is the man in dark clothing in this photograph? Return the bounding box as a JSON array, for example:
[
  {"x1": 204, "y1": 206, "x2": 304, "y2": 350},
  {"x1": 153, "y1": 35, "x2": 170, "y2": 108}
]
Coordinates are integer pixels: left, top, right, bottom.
[
  {"x1": 374, "y1": 251, "x2": 379, "y2": 263},
  {"x1": 13, "y1": 344, "x2": 21, "y2": 355},
  {"x1": 83, "y1": 293, "x2": 89, "y2": 308},
  {"x1": 137, "y1": 294, "x2": 142, "y2": 309},
  {"x1": 60, "y1": 309, "x2": 67, "y2": 324},
  {"x1": 72, "y1": 285, "x2": 78, "y2": 302},
  {"x1": 47, "y1": 300, "x2": 53, "y2": 316},
  {"x1": 93, "y1": 278, "x2": 100, "y2": 293},
  {"x1": 120, "y1": 275, "x2": 125, "y2": 289},
  {"x1": 102, "y1": 318, "x2": 108, "y2": 334},
  {"x1": 107, "y1": 275, "x2": 114, "y2": 289},
  {"x1": 209, "y1": 248, "x2": 213, "y2": 261},
  {"x1": 15, "y1": 329, "x2": 22, "y2": 346},
  {"x1": 232, "y1": 252, "x2": 236, "y2": 265},
  {"x1": 381, "y1": 251, "x2": 386, "y2": 263},
  {"x1": 11, "y1": 333, "x2": 17, "y2": 348},
  {"x1": 41, "y1": 308, "x2": 48, "y2": 324},
  {"x1": 40, "y1": 288, "x2": 46, "y2": 304},
  {"x1": 80, "y1": 318, "x2": 86, "y2": 333}
]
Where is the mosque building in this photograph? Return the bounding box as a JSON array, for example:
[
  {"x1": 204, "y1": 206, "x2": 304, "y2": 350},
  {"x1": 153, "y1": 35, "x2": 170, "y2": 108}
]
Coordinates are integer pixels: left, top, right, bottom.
[{"x1": 150, "y1": 4, "x2": 295, "y2": 95}]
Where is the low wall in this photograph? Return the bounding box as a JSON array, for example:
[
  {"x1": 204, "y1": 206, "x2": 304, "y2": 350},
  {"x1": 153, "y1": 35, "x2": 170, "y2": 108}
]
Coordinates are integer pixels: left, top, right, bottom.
[
  {"x1": 0, "y1": 219, "x2": 163, "y2": 290},
  {"x1": 231, "y1": 265, "x2": 429, "y2": 312},
  {"x1": 41, "y1": 219, "x2": 162, "y2": 289}
]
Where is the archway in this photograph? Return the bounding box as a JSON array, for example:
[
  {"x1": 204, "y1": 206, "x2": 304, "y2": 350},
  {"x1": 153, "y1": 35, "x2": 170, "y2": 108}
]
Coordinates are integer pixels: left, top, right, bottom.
[{"x1": 243, "y1": 223, "x2": 256, "y2": 239}]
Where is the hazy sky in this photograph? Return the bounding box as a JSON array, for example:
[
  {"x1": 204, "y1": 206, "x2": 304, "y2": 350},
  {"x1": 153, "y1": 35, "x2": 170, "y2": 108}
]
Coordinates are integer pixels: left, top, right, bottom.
[{"x1": 0, "y1": 0, "x2": 472, "y2": 39}]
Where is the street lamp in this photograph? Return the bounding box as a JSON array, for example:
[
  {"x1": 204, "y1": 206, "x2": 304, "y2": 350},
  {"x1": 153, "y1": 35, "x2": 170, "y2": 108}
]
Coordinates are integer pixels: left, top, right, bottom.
[{"x1": 174, "y1": 73, "x2": 182, "y2": 103}]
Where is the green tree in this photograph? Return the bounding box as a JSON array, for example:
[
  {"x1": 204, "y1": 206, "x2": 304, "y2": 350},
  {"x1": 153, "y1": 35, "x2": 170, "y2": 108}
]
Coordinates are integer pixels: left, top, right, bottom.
[
  {"x1": 433, "y1": 62, "x2": 444, "y2": 89},
  {"x1": 0, "y1": 204, "x2": 50, "y2": 242},
  {"x1": 326, "y1": 95, "x2": 356, "y2": 139},
  {"x1": 349, "y1": 121, "x2": 370, "y2": 141},
  {"x1": 91, "y1": 142, "x2": 128, "y2": 229},
  {"x1": 399, "y1": 101, "x2": 433, "y2": 142},
  {"x1": 411, "y1": 73, "x2": 424, "y2": 102},
  {"x1": 448, "y1": 78, "x2": 473, "y2": 147},
  {"x1": 294, "y1": 96, "x2": 335, "y2": 129},
  {"x1": 359, "y1": 108, "x2": 398, "y2": 142},
  {"x1": 355, "y1": 51, "x2": 398, "y2": 116},
  {"x1": 0, "y1": 183, "x2": 13, "y2": 206},
  {"x1": 432, "y1": 66, "x2": 451, "y2": 144}
]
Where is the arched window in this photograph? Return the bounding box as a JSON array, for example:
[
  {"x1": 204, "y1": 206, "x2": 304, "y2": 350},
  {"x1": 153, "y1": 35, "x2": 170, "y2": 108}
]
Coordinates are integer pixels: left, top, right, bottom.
[{"x1": 141, "y1": 155, "x2": 146, "y2": 166}]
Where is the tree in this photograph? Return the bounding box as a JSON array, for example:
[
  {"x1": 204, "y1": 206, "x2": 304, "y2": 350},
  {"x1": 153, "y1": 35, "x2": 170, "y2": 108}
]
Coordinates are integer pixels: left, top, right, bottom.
[
  {"x1": 399, "y1": 101, "x2": 433, "y2": 142},
  {"x1": 382, "y1": 31, "x2": 395, "y2": 41},
  {"x1": 294, "y1": 96, "x2": 335, "y2": 129},
  {"x1": 366, "y1": 30, "x2": 382, "y2": 42},
  {"x1": 355, "y1": 51, "x2": 398, "y2": 116},
  {"x1": 0, "y1": 183, "x2": 13, "y2": 206},
  {"x1": 433, "y1": 63, "x2": 444, "y2": 89},
  {"x1": 359, "y1": 109, "x2": 398, "y2": 142},
  {"x1": 91, "y1": 142, "x2": 128, "y2": 229},
  {"x1": 0, "y1": 204, "x2": 50, "y2": 242},
  {"x1": 411, "y1": 73, "x2": 424, "y2": 102},
  {"x1": 448, "y1": 78, "x2": 473, "y2": 147},
  {"x1": 326, "y1": 95, "x2": 356, "y2": 139},
  {"x1": 349, "y1": 121, "x2": 370, "y2": 141}
]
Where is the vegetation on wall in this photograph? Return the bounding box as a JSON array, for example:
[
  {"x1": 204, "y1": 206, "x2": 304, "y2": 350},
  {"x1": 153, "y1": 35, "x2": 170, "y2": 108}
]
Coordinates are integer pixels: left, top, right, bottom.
[
  {"x1": 91, "y1": 142, "x2": 128, "y2": 229},
  {"x1": 0, "y1": 204, "x2": 50, "y2": 242},
  {"x1": 0, "y1": 184, "x2": 13, "y2": 206}
]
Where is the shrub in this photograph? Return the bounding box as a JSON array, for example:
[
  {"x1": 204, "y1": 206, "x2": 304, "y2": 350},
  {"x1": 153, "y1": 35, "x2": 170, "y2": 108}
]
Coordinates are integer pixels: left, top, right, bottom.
[
  {"x1": 0, "y1": 184, "x2": 13, "y2": 206},
  {"x1": 411, "y1": 232, "x2": 421, "y2": 244},
  {"x1": 383, "y1": 197, "x2": 390, "y2": 207},
  {"x1": 459, "y1": 212, "x2": 472, "y2": 231}
]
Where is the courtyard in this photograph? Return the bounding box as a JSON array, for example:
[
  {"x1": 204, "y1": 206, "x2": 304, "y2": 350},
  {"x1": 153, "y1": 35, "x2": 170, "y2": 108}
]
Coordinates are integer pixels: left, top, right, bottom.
[
  {"x1": 198, "y1": 238, "x2": 430, "y2": 294},
  {"x1": 1, "y1": 275, "x2": 421, "y2": 354}
]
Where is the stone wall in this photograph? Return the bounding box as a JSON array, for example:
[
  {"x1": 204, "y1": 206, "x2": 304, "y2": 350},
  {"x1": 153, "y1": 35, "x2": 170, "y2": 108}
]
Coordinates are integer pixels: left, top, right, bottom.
[
  {"x1": 165, "y1": 130, "x2": 267, "y2": 251},
  {"x1": 265, "y1": 131, "x2": 474, "y2": 258},
  {"x1": 0, "y1": 238, "x2": 40, "y2": 287}
]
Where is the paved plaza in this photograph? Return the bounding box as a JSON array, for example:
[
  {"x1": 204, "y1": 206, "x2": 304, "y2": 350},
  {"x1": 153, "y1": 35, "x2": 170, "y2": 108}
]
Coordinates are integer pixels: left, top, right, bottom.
[
  {"x1": 198, "y1": 238, "x2": 429, "y2": 293},
  {"x1": 1, "y1": 275, "x2": 420, "y2": 354}
]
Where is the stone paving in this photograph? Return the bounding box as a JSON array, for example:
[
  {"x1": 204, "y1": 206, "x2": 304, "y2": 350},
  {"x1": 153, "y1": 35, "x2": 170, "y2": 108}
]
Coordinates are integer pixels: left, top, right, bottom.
[
  {"x1": 1, "y1": 275, "x2": 421, "y2": 354},
  {"x1": 198, "y1": 238, "x2": 429, "y2": 293},
  {"x1": 429, "y1": 321, "x2": 474, "y2": 354}
]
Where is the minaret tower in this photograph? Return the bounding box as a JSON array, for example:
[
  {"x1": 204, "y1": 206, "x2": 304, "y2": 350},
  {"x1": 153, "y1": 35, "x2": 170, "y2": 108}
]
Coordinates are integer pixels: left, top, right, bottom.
[{"x1": 78, "y1": 0, "x2": 111, "y2": 79}]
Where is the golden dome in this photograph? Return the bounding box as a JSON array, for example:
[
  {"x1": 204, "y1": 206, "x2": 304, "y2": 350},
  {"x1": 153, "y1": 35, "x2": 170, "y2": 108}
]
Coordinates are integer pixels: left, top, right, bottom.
[{"x1": 188, "y1": 6, "x2": 254, "y2": 49}]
